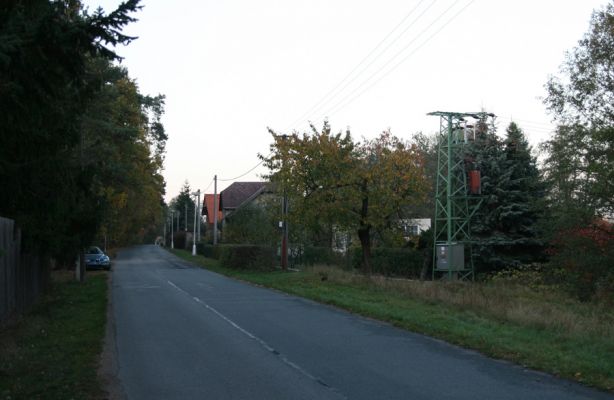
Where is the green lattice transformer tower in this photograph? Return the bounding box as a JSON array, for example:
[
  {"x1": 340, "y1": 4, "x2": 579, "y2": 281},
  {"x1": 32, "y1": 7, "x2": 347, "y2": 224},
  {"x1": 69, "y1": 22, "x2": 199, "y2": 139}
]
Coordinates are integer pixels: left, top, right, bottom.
[{"x1": 428, "y1": 111, "x2": 496, "y2": 280}]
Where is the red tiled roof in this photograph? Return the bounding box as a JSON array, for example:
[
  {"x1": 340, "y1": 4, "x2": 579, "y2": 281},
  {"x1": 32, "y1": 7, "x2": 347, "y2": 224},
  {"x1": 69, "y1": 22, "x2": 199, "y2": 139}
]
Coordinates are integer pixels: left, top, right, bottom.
[{"x1": 202, "y1": 194, "x2": 223, "y2": 225}]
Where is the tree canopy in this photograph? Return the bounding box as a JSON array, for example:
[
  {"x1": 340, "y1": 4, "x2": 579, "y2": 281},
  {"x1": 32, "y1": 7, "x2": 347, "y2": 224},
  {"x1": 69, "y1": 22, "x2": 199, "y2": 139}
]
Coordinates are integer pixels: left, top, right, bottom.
[
  {"x1": 0, "y1": 0, "x2": 166, "y2": 260},
  {"x1": 263, "y1": 122, "x2": 429, "y2": 271},
  {"x1": 542, "y1": 1, "x2": 614, "y2": 299}
]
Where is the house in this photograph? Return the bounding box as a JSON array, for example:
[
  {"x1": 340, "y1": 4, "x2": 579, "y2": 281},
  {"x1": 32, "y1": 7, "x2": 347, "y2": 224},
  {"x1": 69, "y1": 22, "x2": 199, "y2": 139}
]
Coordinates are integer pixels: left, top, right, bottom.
[
  {"x1": 400, "y1": 218, "x2": 431, "y2": 237},
  {"x1": 219, "y1": 181, "x2": 269, "y2": 220},
  {"x1": 201, "y1": 194, "x2": 223, "y2": 225}
]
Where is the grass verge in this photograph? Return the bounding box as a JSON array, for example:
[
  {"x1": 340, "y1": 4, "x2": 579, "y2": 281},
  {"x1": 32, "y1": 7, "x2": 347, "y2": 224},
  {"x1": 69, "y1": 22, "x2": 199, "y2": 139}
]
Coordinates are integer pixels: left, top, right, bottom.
[
  {"x1": 0, "y1": 271, "x2": 109, "y2": 399},
  {"x1": 172, "y1": 248, "x2": 614, "y2": 393}
]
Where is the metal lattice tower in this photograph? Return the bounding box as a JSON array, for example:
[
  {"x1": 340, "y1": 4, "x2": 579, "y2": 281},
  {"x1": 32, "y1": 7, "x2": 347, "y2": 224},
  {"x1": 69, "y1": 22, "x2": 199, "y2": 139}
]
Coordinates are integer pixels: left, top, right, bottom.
[{"x1": 428, "y1": 111, "x2": 495, "y2": 281}]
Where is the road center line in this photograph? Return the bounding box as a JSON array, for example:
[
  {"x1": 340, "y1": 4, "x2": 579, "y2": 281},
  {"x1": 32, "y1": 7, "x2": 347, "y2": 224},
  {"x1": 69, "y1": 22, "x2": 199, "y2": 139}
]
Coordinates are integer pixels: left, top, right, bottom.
[{"x1": 166, "y1": 279, "x2": 344, "y2": 397}]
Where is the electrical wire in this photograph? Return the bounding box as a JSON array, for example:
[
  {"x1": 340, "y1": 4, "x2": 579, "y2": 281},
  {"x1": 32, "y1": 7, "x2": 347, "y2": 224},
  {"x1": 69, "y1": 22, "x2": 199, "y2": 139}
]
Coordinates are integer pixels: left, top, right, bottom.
[
  {"x1": 314, "y1": 0, "x2": 474, "y2": 122},
  {"x1": 217, "y1": 153, "x2": 273, "y2": 182},
  {"x1": 202, "y1": 178, "x2": 214, "y2": 193},
  {"x1": 282, "y1": 0, "x2": 433, "y2": 133}
]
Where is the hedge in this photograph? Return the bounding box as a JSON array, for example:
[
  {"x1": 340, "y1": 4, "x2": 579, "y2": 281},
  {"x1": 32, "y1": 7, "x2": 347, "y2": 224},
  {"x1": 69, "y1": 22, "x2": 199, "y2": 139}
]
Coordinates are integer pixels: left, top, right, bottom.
[
  {"x1": 290, "y1": 246, "x2": 346, "y2": 267},
  {"x1": 197, "y1": 243, "x2": 221, "y2": 259},
  {"x1": 351, "y1": 247, "x2": 424, "y2": 278},
  {"x1": 218, "y1": 244, "x2": 275, "y2": 271}
]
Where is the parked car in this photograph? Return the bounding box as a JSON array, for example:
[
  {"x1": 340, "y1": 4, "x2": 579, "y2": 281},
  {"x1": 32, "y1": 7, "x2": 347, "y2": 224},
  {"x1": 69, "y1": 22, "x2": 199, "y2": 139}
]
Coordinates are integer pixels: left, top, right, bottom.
[{"x1": 85, "y1": 246, "x2": 111, "y2": 270}]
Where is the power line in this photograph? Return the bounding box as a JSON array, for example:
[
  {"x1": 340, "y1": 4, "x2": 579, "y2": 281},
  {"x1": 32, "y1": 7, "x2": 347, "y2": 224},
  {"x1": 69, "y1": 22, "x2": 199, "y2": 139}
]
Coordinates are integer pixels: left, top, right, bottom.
[
  {"x1": 282, "y1": 0, "x2": 433, "y2": 133},
  {"x1": 218, "y1": 153, "x2": 273, "y2": 182},
  {"x1": 202, "y1": 178, "x2": 214, "y2": 193},
  {"x1": 315, "y1": 0, "x2": 473, "y2": 122}
]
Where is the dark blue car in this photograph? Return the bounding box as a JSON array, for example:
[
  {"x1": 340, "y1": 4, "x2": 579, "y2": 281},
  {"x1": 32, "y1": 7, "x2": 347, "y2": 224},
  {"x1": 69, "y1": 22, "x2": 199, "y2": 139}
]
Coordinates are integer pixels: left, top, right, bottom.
[{"x1": 85, "y1": 246, "x2": 111, "y2": 270}]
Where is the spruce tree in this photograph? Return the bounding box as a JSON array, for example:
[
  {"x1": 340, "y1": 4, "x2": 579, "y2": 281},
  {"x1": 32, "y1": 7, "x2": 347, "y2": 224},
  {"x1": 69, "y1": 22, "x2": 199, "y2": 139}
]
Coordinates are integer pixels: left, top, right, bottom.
[
  {"x1": 498, "y1": 122, "x2": 544, "y2": 263},
  {"x1": 470, "y1": 126, "x2": 506, "y2": 272},
  {"x1": 471, "y1": 122, "x2": 544, "y2": 273}
]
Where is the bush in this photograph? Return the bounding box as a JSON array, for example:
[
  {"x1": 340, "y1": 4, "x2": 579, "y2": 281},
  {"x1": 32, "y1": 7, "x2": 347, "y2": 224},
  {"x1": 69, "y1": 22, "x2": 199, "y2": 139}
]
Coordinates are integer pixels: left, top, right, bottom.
[
  {"x1": 218, "y1": 245, "x2": 275, "y2": 270},
  {"x1": 547, "y1": 219, "x2": 614, "y2": 301},
  {"x1": 197, "y1": 243, "x2": 222, "y2": 259},
  {"x1": 351, "y1": 247, "x2": 424, "y2": 278},
  {"x1": 169, "y1": 231, "x2": 188, "y2": 250},
  {"x1": 291, "y1": 246, "x2": 345, "y2": 267}
]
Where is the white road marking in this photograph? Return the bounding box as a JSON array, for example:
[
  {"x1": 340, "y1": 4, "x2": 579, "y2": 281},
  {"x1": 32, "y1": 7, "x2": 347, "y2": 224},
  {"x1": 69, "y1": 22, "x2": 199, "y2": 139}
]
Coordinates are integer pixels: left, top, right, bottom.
[{"x1": 166, "y1": 279, "x2": 342, "y2": 395}]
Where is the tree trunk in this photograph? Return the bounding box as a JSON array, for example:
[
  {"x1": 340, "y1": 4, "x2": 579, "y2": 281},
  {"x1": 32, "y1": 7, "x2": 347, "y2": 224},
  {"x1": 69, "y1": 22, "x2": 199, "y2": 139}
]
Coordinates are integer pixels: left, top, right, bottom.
[
  {"x1": 358, "y1": 187, "x2": 371, "y2": 274},
  {"x1": 358, "y1": 226, "x2": 371, "y2": 274}
]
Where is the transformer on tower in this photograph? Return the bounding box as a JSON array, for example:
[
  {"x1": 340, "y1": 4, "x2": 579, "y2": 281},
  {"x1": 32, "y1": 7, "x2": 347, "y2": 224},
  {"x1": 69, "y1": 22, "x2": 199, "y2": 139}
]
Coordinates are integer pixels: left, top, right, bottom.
[{"x1": 428, "y1": 111, "x2": 496, "y2": 281}]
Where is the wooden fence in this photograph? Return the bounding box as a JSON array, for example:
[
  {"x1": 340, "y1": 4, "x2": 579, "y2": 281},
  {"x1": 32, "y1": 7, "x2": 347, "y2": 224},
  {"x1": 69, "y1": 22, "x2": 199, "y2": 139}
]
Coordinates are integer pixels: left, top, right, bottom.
[{"x1": 0, "y1": 216, "x2": 49, "y2": 326}]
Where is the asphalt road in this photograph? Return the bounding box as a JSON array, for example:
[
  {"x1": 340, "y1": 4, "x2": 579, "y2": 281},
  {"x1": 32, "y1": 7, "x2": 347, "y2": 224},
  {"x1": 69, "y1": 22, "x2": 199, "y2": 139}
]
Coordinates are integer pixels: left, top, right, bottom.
[{"x1": 109, "y1": 245, "x2": 612, "y2": 400}]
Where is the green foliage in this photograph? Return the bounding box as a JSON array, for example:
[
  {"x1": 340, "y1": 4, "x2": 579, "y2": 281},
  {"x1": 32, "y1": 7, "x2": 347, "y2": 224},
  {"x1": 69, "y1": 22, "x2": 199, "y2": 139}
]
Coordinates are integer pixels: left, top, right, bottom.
[
  {"x1": 547, "y1": 220, "x2": 614, "y2": 301},
  {"x1": 470, "y1": 123, "x2": 545, "y2": 272},
  {"x1": 223, "y1": 202, "x2": 278, "y2": 245},
  {"x1": 542, "y1": 2, "x2": 614, "y2": 301},
  {"x1": 218, "y1": 245, "x2": 275, "y2": 270},
  {"x1": 0, "y1": 0, "x2": 163, "y2": 260},
  {"x1": 197, "y1": 243, "x2": 222, "y2": 259},
  {"x1": 349, "y1": 247, "x2": 424, "y2": 278},
  {"x1": 263, "y1": 122, "x2": 429, "y2": 272},
  {"x1": 172, "y1": 230, "x2": 189, "y2": 250},
  {"x1": 169, "y1": 181, "x2": 196, "y2": 232},
  {"x1": 545, "y1": 2, "x2": 614, "y2": 128},
  {"x1": 290, "y1": 246, "x2": 345, "y2": 267},
  {"x1": 84, "y1": 59, "x2": 167, "y2": 248}
]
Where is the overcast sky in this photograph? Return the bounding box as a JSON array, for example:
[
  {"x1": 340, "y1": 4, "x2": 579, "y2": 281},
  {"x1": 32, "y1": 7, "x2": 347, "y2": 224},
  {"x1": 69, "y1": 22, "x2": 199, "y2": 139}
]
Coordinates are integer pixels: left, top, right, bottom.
[{"x1": 84, "y1": 0, "x2": 606, "y2": 201}]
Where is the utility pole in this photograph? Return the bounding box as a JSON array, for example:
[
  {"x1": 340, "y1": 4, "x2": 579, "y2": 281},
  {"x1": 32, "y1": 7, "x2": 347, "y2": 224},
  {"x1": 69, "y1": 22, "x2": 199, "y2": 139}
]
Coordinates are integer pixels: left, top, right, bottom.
[
  {"x1": 281, "y1": 191, "x2": 288, "y2": 270},
  {"x1": 213, "y1": 175, "x2": 219, "y2": 245},
  {"x1": 184, "y1": 203, "x2": 187, "y2": 232},
  {"x1": 280, "y1": 134, "x2": 289, "y2": 270},
  {"x1": 170, "y1": 210, "x2": 174, "y2": 249},
  {"x1": 191, "y1": 189, "x2": 200, "y2": 255},
  {"x1": 197, "y1": 191, "x2": 201, "y2": 242}
]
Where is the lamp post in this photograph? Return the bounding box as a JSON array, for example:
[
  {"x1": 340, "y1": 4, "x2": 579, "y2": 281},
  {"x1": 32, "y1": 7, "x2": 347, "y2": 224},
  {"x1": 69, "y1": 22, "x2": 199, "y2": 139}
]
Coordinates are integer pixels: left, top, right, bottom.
[{"x1": 191, "y1": 190, "x2": 200, "y2": 256}]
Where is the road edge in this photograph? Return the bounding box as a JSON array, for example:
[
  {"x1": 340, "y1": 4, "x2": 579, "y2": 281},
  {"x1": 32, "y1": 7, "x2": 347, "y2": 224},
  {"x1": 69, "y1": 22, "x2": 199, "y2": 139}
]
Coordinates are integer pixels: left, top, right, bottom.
[{"x1": 98, "y1": 269, "x2": 127, "y2": 400}]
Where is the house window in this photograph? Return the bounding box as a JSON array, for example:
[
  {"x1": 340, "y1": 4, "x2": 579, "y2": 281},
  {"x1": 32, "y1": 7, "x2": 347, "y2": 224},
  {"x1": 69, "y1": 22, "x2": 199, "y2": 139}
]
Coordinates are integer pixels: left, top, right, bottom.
[{"x1": 404, "y1": 224, "x2": 420, "y2": 236}]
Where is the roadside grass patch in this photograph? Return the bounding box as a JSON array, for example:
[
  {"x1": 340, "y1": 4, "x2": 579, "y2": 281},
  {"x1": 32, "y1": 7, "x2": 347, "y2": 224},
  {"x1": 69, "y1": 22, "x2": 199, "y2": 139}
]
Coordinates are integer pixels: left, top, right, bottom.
[
  {"x1": 0, "y1": 271, "x2": 108, "y2": 399},
  {"x1": 171, "y1": 248, "x2": 614, "y2": 392}
]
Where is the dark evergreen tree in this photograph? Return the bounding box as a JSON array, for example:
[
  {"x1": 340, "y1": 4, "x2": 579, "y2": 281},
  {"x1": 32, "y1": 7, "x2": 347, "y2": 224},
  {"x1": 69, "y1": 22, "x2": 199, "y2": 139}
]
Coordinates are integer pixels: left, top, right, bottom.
[
  {"x1": 470, "y1": 122, "x2": 544, "y2": 273},
  {"x1": 470, "y1": 126, "x2": 506, "y2": 272},
  {"x1": 0, "y1": 0, "x2": 141, "y2": 258},
  {"x1": 169, "y1": 181, "x2": 196, "y2": 232},
  {"x1": 497, "y1": 122, "x2": 544, "y2": 264}
]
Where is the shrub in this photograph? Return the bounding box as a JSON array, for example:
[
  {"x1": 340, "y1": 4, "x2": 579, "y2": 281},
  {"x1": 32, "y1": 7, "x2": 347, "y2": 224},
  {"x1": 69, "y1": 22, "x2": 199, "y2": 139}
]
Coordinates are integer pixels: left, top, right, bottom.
[
  {"x1": 218, "y1": 245, "x2": 275, "y2": 270},
  {"x1": 170, "y1": 231, "x2": 188, "y2": 250},
  {"x1": 291, "y1": 246, "x2": 345, "y2": 267},
  {"x1": 351, "y1": 247, "x2": 424, "y2": 278},
  {"x1": 547, "y1": 219, "x2": 614, "y2": 301},
  {"x1": 197, "y1": 243, "x2": 222, "y2": 259}
]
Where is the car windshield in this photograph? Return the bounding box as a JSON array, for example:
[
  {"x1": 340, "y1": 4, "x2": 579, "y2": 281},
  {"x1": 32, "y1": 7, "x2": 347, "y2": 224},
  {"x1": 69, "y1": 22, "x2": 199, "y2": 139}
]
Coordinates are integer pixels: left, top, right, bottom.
[{"x1": 87, "y1": 247, "x2": 102, "y2": 255}]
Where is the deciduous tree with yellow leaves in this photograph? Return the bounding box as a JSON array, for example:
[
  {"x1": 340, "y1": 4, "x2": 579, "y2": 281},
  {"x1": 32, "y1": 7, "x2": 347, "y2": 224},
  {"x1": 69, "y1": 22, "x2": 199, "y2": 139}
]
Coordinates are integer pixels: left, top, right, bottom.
[{"x1": 263, "y1": 122, "x2": 429, "y2": 272}]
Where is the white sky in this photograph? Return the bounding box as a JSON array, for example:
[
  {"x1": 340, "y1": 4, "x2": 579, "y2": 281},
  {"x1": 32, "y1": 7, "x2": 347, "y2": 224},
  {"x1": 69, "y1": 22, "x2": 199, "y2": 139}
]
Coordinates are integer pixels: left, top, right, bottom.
[{"x1": 84, "y1": 0, "x2": 606, "y2": 201}]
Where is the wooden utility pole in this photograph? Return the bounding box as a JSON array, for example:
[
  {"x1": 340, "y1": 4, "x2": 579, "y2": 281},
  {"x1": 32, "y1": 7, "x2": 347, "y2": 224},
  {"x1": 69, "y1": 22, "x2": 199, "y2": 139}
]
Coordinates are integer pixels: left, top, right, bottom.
[{"x1": 213, "y1": 175, "x2": 218, "y2": 245}]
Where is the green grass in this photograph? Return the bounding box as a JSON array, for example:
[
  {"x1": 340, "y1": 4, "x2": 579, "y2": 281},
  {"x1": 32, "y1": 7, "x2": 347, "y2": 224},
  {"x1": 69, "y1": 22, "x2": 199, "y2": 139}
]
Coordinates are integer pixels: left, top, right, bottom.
[
  {"x1": 0, "y1": 271, "x2": 109, "y2": 399},
  {"x1": 172, "y1": 248, "x2": 614, "y2": 393}
]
